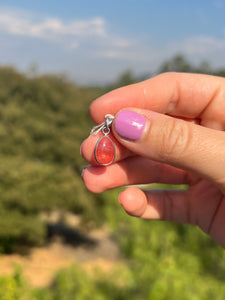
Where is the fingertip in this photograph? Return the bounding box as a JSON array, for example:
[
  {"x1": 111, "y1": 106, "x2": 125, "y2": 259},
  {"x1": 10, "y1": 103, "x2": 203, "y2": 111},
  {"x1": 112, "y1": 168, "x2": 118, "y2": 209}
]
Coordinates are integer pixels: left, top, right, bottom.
[
  {"x1": 89, "y1": 99, "x2": 99, "y2": 123},
  {"x1": 118, "y1": 187, "x2": 147, "y2": 217},
  {"x1": 80, "y1": 135, "x2": 99, "y2": 165},
  {"x1": 80, "y1": 140, "x2": 85, "y2": 159},
  {"x1": 89, "y1": 83, "x2": 140, "y2": 123},
  {"x1": 89, "y1": 93, "x2": 114, "y2": 123},
  {"x1": 80, "y1": 138, "x2": 91, "y2": 163},
  {"x1": 82, "y1": 166, "x2": 107, "y2": 193}
]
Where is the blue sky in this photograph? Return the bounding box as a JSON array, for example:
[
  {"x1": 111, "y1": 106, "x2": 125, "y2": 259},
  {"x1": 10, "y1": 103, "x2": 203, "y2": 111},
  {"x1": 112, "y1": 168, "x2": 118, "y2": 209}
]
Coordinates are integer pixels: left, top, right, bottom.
[{"x1": 0, "y1": 0, "x2": 225, "y2": 84}]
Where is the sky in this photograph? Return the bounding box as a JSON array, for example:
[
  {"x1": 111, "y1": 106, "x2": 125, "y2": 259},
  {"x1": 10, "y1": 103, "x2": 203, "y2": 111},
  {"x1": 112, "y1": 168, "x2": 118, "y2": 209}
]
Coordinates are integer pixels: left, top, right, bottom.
[{"x1": 0, "y1": 0, "x2": 225, "y2": 84}]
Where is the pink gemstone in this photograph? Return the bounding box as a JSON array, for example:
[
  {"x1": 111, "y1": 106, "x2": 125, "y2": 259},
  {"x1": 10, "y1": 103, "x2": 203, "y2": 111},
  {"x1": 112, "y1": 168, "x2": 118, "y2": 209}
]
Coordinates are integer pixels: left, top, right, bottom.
[{"x1": 95, "y1": 136, "x2": 115, "y2": 165}]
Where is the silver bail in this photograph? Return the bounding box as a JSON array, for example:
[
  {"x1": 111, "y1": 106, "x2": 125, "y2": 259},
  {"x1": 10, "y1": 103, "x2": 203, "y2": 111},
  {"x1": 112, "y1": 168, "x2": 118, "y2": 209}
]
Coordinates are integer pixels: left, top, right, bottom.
[
  {"x1": 90, "y1": 114, "x2": 114, "y2": 135},
  {"x1": 105, "y1": 116, "x2": 113, "y2": 130}
]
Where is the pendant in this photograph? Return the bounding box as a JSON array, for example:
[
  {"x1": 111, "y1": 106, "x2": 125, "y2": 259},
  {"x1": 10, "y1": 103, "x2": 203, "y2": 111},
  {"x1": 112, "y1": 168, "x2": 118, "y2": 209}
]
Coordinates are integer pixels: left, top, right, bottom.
[{"x1": 90, "y1": 114, "x2": 115, "y2": 166}]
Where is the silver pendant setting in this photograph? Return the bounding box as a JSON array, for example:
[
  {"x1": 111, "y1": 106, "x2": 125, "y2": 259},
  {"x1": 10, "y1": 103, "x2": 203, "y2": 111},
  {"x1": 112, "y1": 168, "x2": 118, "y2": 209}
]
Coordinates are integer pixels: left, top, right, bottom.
[{"x1": 90, "y1": 114, "x2": 115, "y2": 166}]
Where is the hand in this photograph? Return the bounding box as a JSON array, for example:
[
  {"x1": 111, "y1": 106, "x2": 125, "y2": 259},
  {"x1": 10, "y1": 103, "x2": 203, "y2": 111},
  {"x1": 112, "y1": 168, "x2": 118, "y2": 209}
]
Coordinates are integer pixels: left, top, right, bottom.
[{"x1": 81, "y1": 72, "x2": 225, "y2": 248}]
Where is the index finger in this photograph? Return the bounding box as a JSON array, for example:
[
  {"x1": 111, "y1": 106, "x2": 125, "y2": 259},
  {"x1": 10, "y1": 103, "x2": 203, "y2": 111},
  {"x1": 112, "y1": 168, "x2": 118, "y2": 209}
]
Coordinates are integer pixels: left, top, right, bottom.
[{"x1": 90, "y1": 72, "x2": 225, "y2": 130}]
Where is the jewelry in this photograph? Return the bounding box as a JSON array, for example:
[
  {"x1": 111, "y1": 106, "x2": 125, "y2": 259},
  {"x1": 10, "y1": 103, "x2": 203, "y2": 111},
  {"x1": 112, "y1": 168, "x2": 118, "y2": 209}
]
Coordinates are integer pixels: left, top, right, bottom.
[{"x1": 90, "y1": 114, "x2": 115, "y2": 166}]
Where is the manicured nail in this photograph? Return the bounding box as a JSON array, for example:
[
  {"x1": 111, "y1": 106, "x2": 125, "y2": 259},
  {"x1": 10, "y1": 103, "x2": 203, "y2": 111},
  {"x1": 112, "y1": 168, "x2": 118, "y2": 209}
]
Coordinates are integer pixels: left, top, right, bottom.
[{"x1": 114, "y1": 110, "x2": 146, "y2": 141}]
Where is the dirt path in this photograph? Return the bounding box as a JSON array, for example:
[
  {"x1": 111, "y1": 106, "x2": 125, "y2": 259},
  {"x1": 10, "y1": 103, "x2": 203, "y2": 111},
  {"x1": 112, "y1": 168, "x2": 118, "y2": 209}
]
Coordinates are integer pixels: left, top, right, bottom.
[{"x1": 0, "y1": 213, "x2": 122, "y2": 287}]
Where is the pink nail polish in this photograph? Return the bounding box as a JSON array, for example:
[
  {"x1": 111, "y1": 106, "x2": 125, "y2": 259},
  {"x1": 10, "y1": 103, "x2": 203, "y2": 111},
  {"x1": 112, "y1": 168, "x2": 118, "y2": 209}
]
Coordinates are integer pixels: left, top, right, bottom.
[{"x1": 114, "y1": 110, "x2": 146, "y2": 141}]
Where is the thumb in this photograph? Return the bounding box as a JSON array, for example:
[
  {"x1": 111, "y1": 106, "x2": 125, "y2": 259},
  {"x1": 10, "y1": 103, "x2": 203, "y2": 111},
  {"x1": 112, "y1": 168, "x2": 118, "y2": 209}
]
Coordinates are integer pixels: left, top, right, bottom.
[{"x1": 113, "y1": 109, "x2": 225, "y2": 189}]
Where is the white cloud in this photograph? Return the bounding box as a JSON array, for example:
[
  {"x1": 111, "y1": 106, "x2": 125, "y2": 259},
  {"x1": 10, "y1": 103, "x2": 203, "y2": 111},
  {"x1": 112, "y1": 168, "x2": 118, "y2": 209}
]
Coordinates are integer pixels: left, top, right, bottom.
[
  {"x1": 0, "y1": 9, "x2": 106, "y2": 41},
  {"x1": 0, "y1": 7, "x2": 132, "y2": 54},
  {"x1": 1, "y1": 7, "x2": 225, "y2": 84},
  {"x1": 175, "y1": 36, "x2": 225, "y2": 55}
]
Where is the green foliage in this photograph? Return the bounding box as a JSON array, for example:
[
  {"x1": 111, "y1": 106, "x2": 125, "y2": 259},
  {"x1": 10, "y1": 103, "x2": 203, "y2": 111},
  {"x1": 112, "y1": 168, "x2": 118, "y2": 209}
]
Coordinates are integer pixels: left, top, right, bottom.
[
  {"x1": 0, "y1": 209, "x2": 45, "y2": 253},
  {"x1": 106, "y1": 70, "x2": 140, "y2": 90},
  {"x1": 0, "y1": 66, "x2": 101, "y2": 251},
  {"x1": 94, "y1": 190, "x2": 225, "y2": 299},
  {"x1": 157, "y1": 54, "x2": 212, "y2": 74},
  {"x1": 119, "y1": 221, "x2": 225, "y2": 299},
  {"x1": 0, "y1": 267, "x2": 31, "y2": 300},
  {"x1": 0, "y1": 67, "x2": 97, "y2": 167},
  {"x1": 3, "y1": 241, "x2": 225, "y2": 300},
  {"x1": 0, "y1": 156, "x2": 90, "y2": 214}
]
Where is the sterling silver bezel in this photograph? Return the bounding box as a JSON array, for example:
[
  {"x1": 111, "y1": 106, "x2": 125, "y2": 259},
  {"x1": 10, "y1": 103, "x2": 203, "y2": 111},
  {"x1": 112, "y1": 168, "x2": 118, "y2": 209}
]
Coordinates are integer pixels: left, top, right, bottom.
[{"x1": 94, "y1": 135, "x2": 115, "y2": 166}]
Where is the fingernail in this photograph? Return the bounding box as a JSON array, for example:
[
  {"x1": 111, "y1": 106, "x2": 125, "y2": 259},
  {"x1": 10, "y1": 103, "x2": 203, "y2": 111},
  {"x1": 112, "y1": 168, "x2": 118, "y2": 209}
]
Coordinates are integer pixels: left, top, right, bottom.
[{"x1": 114, "y1": 110, "x2": 146, "y2": 141}]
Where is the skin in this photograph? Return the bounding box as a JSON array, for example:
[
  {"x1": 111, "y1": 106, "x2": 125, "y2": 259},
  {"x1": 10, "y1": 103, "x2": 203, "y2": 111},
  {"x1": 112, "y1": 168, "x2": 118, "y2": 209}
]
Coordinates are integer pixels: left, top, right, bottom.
[{"x1": 81, "y1": 72, "x2": 225, "y2": 249}]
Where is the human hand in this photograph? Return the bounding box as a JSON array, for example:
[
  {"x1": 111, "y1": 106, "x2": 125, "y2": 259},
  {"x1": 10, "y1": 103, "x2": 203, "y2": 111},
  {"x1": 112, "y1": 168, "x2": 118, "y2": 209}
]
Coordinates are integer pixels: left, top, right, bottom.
[{"x1": 81, "y1": 72, "x2": 225, "y2": 248}]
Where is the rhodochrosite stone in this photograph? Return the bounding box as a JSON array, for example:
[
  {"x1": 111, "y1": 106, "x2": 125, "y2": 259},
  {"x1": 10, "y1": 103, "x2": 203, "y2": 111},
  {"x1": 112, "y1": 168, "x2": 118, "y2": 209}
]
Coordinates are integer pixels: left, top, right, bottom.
[{"x1": 95, "y1": 136, "x2": 115, "y2": 165}]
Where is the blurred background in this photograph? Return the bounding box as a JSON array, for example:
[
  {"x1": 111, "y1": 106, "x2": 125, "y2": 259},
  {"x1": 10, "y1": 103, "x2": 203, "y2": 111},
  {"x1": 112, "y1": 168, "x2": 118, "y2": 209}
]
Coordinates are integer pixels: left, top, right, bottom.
[{"x1": 0, "y1": 1, "x2": 225, "y2": 299}]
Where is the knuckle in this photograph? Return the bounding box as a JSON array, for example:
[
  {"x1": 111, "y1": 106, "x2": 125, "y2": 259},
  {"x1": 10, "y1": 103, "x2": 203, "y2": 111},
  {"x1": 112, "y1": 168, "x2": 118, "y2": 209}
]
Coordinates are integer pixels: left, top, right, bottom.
[{"x1": 159, "y1": 119, "x2": 191, "y2": 161}]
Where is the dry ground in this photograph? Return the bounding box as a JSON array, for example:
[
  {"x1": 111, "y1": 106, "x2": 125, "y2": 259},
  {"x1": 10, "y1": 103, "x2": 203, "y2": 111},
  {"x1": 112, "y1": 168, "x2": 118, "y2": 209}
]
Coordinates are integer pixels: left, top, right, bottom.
[{"x1": 0, "y1": 212, "x2": 122, "y2": 287}]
